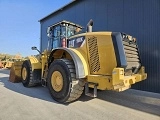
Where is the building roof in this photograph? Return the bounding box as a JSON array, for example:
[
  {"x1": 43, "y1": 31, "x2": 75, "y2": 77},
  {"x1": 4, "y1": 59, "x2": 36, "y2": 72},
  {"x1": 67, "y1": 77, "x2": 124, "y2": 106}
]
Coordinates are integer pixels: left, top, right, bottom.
[{"x1": 39, "y1": 0, "x2": 78, "y2": 22}]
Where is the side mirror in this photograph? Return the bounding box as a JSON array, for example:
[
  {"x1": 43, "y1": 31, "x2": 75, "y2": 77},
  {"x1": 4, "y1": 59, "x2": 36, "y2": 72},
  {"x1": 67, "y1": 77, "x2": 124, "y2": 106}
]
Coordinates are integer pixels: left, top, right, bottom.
[
  {"x1": 31, "y1": 46, "x2": 41, "y2": 54},
  {"x1": 31, "y1": 46, "x2": 37, "y2": 50}
]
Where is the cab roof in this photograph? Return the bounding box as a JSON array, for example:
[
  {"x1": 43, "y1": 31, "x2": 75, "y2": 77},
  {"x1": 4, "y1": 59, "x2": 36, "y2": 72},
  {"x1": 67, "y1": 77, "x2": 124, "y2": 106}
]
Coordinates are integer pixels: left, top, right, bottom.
[{"x1": 48, "y1": 20, "x2": 83, "y2": 29}]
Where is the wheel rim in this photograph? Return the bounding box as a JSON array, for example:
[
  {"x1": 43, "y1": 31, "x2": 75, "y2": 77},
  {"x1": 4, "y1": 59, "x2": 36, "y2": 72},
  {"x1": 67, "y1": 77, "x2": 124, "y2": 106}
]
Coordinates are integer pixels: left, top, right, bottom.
[
  {"x1": 51, "y1": 71, "x2": 63, "y2": 92},
  {"x1": 22, "y1": 67, "x2": 27, "y2": 80}
]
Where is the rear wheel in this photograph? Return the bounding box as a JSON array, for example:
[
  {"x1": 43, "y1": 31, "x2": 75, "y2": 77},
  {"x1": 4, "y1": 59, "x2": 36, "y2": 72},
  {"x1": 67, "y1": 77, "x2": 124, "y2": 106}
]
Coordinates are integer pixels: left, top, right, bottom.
[
  {"x1": 47, "y1": 59, "x2": 85, "y2": 103},
  {"x1": 21, "y1": 60, "x2": 36, "y2": 87}
]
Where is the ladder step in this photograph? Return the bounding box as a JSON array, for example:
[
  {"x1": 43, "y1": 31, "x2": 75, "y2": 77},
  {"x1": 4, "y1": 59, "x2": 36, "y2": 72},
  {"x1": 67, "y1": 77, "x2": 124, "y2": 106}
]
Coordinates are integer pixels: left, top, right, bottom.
[
  {"x1": 41, "y1": 78, "x2": 47, "y2": 87},
  {"x1": 85, "y1": 82, "x2": 98, "y2": 97}
]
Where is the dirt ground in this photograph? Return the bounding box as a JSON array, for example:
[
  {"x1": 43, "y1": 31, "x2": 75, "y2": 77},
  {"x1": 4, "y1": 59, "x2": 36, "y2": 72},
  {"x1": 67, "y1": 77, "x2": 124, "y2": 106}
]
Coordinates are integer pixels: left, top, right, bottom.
[{"x1": 0, "y1": 69, "x2": 160, "y2": 120}]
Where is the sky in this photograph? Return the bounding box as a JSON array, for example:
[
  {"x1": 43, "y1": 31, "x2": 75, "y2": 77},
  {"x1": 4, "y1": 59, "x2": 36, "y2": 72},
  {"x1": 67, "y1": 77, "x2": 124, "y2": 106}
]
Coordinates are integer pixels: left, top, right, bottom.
[{"x1": 0, "y1": 0, "x2": 72, "y2": 57}]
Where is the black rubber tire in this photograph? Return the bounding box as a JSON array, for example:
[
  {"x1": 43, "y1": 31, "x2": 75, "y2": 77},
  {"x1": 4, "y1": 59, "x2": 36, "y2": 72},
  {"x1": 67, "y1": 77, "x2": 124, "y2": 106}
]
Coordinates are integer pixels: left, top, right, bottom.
[
  {"x1": 21, "y1": 60, "x2": 36, "y2": 87},
  {"x1": 47, "y1": 59, "x2": 85, "y2": 103}
]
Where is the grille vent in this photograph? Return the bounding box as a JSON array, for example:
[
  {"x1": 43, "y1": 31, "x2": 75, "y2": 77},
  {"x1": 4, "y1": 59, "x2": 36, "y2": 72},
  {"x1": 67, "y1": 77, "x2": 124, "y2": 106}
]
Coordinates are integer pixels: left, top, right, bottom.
[
  {"x1": 122, "y1": 38, "x2": 141, "y2": 75},
  {"x1": 88, "y1": 36, "x2": 100, "y2": 73}
]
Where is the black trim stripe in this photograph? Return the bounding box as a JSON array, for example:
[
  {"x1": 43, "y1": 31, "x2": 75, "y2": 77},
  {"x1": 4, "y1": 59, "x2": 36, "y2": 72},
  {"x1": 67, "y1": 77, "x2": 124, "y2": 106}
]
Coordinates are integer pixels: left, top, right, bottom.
[{"x1": 111, "y1": 32, "x2": 127, "y2": 68}]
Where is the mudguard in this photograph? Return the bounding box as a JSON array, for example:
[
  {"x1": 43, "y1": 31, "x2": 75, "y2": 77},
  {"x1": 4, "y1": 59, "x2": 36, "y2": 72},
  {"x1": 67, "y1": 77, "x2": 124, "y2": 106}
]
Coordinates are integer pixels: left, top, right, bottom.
[
  {"x1": 49, "y1": 48, "x2": 89, "y2": 78},
  {"x1": 28, "y1": 56, "x2": 41, "y2": 71}
]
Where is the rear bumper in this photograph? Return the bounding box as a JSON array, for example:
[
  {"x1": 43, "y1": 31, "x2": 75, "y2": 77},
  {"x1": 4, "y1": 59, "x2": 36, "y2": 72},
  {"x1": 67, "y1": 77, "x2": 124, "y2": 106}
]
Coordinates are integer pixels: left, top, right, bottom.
[{"x1": 112, "y1": 66, "x2": 147, "y2": 91}]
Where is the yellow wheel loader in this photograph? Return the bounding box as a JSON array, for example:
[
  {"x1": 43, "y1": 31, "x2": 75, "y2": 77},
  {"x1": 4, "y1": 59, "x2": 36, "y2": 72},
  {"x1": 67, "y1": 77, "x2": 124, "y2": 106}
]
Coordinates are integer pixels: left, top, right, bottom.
[{"x1": 10, "y1": 20, "x2": 147, "y2": 103}]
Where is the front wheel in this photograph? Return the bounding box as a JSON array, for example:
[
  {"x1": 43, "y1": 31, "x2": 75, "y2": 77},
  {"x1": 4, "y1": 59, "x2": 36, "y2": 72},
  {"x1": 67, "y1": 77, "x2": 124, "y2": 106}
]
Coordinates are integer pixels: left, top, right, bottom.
[
  {"x1": 21, "y1": 60, "x2": 36, "y2": 87},
  {"x1": 47, "y1": 59, "x2": 85, "y2": 103}
]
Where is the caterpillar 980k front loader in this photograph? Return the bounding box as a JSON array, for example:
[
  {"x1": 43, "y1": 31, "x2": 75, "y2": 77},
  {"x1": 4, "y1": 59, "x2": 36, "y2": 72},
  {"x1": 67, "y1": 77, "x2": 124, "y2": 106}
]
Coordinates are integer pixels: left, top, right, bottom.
[{"x1": 10, "y1": 20, "x2": 147, "y2": 103}]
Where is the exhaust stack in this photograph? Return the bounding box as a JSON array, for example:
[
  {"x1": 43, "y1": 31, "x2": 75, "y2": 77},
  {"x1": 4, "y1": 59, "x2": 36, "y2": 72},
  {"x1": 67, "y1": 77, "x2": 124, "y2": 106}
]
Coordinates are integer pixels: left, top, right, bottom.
[{"x1": 87, "y1": 19, "x2": 93, "y2": 32}]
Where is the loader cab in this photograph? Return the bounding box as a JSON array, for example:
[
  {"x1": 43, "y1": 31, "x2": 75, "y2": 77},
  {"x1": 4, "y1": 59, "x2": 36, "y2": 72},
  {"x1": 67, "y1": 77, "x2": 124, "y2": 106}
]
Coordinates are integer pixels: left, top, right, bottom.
[{"x1": 47, "y1": 20, "x2": 82, "y2": 50}]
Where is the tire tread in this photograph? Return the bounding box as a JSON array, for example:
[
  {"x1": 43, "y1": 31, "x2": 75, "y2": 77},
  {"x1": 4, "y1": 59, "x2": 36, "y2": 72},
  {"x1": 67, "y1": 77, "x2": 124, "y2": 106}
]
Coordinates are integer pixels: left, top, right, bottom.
[{"x1": 60, "y1": 59, "x2": 85, "y2": 103}]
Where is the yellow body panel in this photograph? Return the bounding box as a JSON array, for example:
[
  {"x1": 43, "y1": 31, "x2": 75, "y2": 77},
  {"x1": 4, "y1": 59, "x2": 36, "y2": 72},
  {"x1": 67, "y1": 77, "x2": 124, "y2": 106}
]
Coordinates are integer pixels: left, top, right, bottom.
[
  {"x1": 112, "y1": 68, "x2": 124, "y2": 85},
  {"x1": 112, "y1": 67, "x2": 147, "y2": 91},
  {"x1": 28, "y1": 56, "x2": 41, "y2": 71},
  {"x1": 87, "y1": 75, "x2": 112, "y2": 90},
  {"x1": 69, "y1": 32, "x2": 147, "y2": 91},
  {"x1": 69, "y1": 32, "x2": 117, "y2": 76},
  {"x1": 69, "y1": 48, "x2": 89, "y2": 77},
  {"x1": 87, "y1": 66, "x2": 147, "y2": 91},
  {"x1": 41, "y1": 50, "x2": 50, "y2": 78},
  {"x1": 86, "y1": 32, "x2": 117, "y2": 75}
]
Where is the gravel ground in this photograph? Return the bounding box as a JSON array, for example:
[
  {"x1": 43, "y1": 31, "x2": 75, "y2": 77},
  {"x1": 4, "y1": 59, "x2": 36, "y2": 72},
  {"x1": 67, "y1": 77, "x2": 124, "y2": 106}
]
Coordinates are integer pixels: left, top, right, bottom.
[{"x1": 0, "y1": 69, "x2": 160, "y2": 120}]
